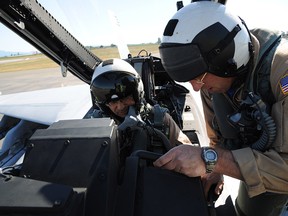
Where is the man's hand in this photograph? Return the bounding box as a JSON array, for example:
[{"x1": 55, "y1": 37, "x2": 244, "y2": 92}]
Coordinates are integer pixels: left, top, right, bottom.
[
  {"x1": 153, "y1": 144, "x2": 224, "y2": 202},
  {"x1": 153, "y1": 144, "x2": 206, "y2": 177}
]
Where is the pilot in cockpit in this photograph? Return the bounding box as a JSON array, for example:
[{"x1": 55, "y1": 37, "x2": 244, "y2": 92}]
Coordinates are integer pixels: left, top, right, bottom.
[{"x1": 90, "y1": 58, "x2": 191, "y2": 148}]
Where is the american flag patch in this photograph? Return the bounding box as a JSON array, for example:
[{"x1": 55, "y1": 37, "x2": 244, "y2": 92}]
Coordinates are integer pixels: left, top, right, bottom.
[{"x1": 280, "y1": 74, "x2": 288, "y2": 95}]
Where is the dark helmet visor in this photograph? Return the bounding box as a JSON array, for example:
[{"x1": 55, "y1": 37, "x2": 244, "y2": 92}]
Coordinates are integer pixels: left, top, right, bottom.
[
  {"x1": 91, "y1": 72, "x2": 137, "y2": 104},
  {"x1": 159, "y1": 43, "x2": 208, "y2": 82}
]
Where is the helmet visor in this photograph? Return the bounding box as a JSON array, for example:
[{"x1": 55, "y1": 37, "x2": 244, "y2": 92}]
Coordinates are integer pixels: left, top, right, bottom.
[
  {"x1": 159, "y1": 43, "x2": 208, "y2": 82},
  {"x1": 91, "y1": 72, "x2": 137, "y2": 104}
]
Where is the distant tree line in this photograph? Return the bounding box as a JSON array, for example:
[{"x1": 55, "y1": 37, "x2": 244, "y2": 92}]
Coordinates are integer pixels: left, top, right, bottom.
[{"x1": 86, "y1": 39, "x2": 162, "y2": 50}]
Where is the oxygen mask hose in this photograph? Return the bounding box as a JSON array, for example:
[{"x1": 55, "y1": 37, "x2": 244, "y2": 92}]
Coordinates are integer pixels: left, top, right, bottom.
[
  {"x1": 228, "y1": 92, "x2": 276, "y2": 151},
  {"x1": 247, "y1": 92, "x2": 276, "y2": 151},
  {"x1": 118, "y1": 106, "x2": 171, "y2": 152},
  {"x1": 146, "y1": 125, "x2": 171, "y2": 152}
]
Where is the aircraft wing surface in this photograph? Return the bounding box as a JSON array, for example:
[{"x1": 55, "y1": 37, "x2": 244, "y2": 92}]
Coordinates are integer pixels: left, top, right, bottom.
[{"x1": 0, "y1": 84, "x2": 91, "y2": 125}]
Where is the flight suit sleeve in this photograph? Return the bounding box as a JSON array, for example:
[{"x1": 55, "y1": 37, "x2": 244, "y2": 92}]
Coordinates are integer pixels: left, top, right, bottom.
[
  {"x1": 163, "y1": 113, "x2": 191, "y2": 146},
  {"x1": 232, "y1": 41, "x2": 288, "y2": 197},
  {"x1": 232, "y1": 147, "x2": 288, "y2": 197}
]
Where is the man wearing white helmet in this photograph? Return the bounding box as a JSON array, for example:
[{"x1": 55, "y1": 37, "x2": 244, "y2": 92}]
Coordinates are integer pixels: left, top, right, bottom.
[
  {"x1": 90, "y1": 58, "x2": 191, "y2": 149},
  {"x1": 153, "y1": 1, "x2": 288, "y2": 215}
]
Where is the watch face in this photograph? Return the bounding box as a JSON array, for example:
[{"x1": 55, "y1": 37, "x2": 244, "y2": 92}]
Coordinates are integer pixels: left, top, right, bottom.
[{"x1": 206, "y1": 150, "x2": 217, "y2": 160}]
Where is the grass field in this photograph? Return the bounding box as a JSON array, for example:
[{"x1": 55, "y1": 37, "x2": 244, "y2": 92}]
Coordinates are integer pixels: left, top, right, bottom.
[{"x1": 0, "y1": 43, "x2": 160, "y2": 73}]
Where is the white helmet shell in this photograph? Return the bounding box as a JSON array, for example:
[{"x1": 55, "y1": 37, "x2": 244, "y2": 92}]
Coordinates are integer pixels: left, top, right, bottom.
[
  {"x1": 160, "y1": 1, "x2": 252, "y2": 81},
  {"x1": 91, "y1": 58, "x2": 139, "y2": 82}
]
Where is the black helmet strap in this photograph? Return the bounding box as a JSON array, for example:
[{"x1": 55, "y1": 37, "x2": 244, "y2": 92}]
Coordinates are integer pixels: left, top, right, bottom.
[{"x1": 207, "y1": 24, "x2": 241, "y2": 74}]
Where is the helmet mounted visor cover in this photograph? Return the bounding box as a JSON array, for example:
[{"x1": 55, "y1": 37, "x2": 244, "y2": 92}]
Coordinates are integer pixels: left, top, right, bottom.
[{"x1": 159, "y1": 43, "x2": 208, "y2": 82}]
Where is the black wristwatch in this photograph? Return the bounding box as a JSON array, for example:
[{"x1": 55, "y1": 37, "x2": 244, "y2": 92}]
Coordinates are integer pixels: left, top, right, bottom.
[{"x1": 201, "y1": 147, "x2": 218, "y2": 173}]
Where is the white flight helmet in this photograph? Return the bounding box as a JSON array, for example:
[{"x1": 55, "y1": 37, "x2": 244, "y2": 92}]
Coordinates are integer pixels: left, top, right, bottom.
[{"x1": 159, "y1": 1, "x2": 252, "y2": 82}]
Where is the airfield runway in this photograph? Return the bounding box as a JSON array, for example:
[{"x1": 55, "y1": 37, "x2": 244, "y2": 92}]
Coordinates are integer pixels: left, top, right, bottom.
[{"x1": 0, "y1": 67, "x2": 83, "y2": 95}]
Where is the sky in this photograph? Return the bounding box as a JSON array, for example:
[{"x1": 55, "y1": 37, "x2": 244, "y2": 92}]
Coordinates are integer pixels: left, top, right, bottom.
[{"x1": 0, "y1": 0, "x2": 287, "y2": 52}]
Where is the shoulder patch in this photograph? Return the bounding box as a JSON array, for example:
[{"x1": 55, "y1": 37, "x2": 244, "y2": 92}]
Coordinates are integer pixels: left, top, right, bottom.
[{"x1": 279, "y1": 74, "x2": 288, "y2": 95}]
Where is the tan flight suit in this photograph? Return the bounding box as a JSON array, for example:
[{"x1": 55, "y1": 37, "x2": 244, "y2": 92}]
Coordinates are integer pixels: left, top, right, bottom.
[
  {"x1": 201, "y1": 33, "x2": 288, "y2": 215},
  {"x1": 163, "y1": 112, "x2": 191, "y2": 146}
]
